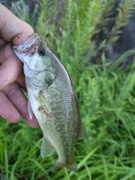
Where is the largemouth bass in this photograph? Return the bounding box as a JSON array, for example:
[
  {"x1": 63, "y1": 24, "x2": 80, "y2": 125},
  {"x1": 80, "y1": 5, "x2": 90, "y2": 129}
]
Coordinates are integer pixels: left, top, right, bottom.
[{"x1": 13, "y1": 33, "x2": 87, "y2": 172}]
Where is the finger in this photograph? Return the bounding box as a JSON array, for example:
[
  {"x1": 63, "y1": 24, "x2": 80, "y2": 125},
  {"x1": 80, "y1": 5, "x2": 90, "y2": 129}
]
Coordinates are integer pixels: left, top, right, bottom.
[
  {"x1": 0, "y1": 37, "x2": 6, "y2": 46},
  {"x1": 0, "y1": 91, "x2": 20, "y2": 122},
  {"x1": 16, "y1": 70, "x2": 27, "y2": 90},
  {"x1": 0, "y1": 4, "x2": 34, "y2": 45},
  {"x1": 4, "y1": 82, "x2": 39, "y2": 128},
  {"x1": 0, "y1": 43, "x2": 22, "y2": 91}
]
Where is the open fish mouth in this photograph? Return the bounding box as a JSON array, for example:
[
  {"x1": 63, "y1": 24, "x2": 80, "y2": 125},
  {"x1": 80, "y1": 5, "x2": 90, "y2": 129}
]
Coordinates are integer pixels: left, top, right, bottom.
[{"x1": 13, "y1": 33, "x2": 40, "y2": 56}]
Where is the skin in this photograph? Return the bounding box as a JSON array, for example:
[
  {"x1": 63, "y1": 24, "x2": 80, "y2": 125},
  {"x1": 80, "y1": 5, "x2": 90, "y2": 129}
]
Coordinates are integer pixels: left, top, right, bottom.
[{"x1": 0, "y1": 4, "x2": 39, "y2": 128}]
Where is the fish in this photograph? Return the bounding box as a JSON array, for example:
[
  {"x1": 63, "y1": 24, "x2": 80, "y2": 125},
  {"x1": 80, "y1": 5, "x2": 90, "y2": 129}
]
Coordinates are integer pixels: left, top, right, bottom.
[{"x1": 13, "y1": 33, "x2": 88, "y2": 172}]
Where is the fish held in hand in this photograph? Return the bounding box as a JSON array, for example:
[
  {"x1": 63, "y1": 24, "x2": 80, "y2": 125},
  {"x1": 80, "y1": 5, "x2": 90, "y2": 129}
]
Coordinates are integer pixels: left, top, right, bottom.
[{"x1": 13, "y1": 33, "x2": 88, "y2": 172}]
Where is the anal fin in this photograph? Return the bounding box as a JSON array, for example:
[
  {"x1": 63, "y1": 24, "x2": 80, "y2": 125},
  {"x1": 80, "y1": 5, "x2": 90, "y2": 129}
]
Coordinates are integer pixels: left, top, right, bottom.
[{"x1": 41, "y1": 135, "x2": 54, "y2": 157}]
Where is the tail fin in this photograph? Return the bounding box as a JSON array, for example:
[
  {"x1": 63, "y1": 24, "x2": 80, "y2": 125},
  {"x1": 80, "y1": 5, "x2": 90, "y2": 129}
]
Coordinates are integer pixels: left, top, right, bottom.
[{"x1": 51, "y1": 161, "x2": 78, "y2": 173}]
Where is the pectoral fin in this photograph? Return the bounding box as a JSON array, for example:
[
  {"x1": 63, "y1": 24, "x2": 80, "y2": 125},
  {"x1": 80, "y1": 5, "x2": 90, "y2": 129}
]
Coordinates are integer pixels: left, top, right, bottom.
[
  {"x1": 78, "y1": 124, "x2": 88, "y2": 140},
  {"x1": 41, "y1": 135, "x2": 54, "y2": 157},
  {"x1": 28, "y1": 100, "x2": 33, "y2": 119},
  {"x1": 37, "y1": 91, "x2": 51, "y2": 117}
]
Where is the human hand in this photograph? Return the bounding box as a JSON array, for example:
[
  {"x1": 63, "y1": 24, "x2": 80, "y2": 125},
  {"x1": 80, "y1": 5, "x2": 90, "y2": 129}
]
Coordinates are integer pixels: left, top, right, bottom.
[{"x1": 0, "y1": 4, "x2": 39, "y2": 128}]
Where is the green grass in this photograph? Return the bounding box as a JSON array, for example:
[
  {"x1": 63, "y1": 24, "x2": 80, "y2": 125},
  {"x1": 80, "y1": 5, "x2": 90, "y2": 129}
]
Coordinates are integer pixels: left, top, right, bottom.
[{"x1": 1, "y1": 0, "x2": 135, "y2": 179}]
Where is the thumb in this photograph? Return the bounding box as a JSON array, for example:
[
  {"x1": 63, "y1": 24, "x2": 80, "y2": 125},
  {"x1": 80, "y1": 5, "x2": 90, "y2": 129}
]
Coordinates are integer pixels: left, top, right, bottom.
[{"x1": 0, "y1": 4, "x2": 34, "y2": 46}]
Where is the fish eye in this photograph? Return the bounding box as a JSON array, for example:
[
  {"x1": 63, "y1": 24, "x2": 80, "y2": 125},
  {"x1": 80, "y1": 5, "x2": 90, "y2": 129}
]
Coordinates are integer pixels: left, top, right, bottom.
[{"x1": 38, "y1": 47, "x2": 46, "y2": 56}]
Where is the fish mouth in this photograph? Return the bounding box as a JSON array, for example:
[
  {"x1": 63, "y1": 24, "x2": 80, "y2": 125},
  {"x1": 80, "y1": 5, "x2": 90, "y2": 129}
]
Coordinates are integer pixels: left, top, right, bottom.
[{"x1": 13, "y1": 33, "x2": 40, "y2": 56}]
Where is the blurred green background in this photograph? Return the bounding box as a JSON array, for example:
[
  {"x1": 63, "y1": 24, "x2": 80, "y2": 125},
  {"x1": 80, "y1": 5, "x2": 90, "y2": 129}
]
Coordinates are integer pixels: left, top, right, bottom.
[{"x1": 1, "y1": 0, "x2": 135, "y2": 179}]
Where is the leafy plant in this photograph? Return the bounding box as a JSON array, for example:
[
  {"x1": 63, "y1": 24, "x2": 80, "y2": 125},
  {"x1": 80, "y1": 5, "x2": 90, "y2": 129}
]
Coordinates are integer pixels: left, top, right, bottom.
[{"x1": 1, "y1": 0, "x2": 135, "y2": 179}]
